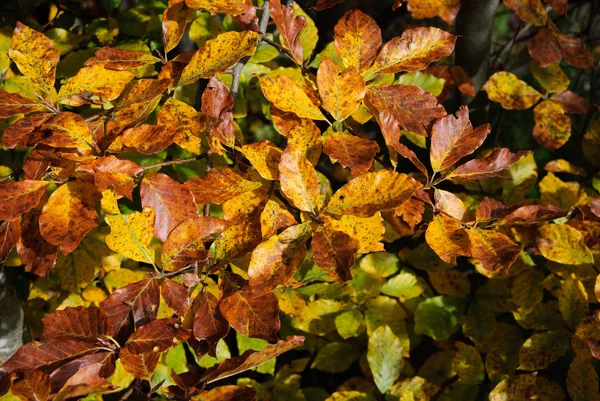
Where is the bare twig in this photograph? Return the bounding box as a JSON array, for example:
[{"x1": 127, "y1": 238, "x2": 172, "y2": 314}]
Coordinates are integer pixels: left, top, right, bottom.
[{"x1": 141, "y1": 152, "x2": 209, "y2": 171}]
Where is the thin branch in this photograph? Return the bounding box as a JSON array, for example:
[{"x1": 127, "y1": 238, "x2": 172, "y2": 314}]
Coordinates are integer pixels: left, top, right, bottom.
[
  {"x1": 203, "y1": 153, "x2": 213, "y2": 216},
  {"x1": 84, "y1": 108, "x2": 114, "y2": 123},
  {"x1": 141, "y1": 152, "x2": 209, "y2": 171}
]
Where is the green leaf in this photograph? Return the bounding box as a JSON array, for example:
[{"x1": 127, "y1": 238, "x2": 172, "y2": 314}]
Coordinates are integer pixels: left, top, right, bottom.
[
  {"x1": 311, "y1": 341, "x2": 360, "y2": 373},
  {"x1": 380, "y1": 269, "x2": 426, "y2": 300},
  {"x1": 335, "y1": 309, "x2": 366, "y2": 339},
  {"x1": 414, "y1": 296, "x2": 465, "y2": 340},
  {"x1": 367, "y1": 325, "x2": 404, "y2": 394},
  {"x1": 359, "y1": 252, "x2": 399, "y2": 278},
  {"x1": 462, "y1": 300, "x2": 496, "y2": 347},
  {"x1": 452, "y1": 342, "x2": 484, "y2": 384},
  {"x1": 396, "y1": 71, "x2": 445, "y2": 96},
  {"x1": 236, "y1": 333, "x2": 276, "y2": 375}
]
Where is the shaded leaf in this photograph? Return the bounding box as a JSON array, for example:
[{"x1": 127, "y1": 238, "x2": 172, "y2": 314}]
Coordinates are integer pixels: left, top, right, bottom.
[
  {"x1": 17, "y1": 210, "x2": 57, "y2": 277},
  {"x1": 414, "y1": 296, "x2": 464, "y2": 340},
  {"x1": 467, "y1": 228, "x2": 522, "y2": 274},
  {"x1": 567, "y1": 359, "x2": 599, "y2": 401},
  {"x1": 193, "y1": 292, "x2": 229, "y2": 345},
  {"x1": 425, "y1": 214, "x2": 470, "y2": 264},
  {"x1": 196, "y1": 385, "x2": 257, "y2": 401},
  {"x1": 533, "y1": 100, "x2": 571, "y2": 150},
  {"x1": 558, "y1": 278, "x2": 588, "y2": 330},
  {"x1": 518, "y1": 330, "x2": 569, "y2": 370},
  {"x1": 504, "y1": 0, "x2": 547, "y2": 25},
  {"x1": 201, "y1": 76, "x2": 235, "y2": 153},
  {"x1": 0, "y1": 89, "x2": 42, "y2": 118},
  {"x1": 444, "y1": 148, "x2": 530, "y2": 181},
  {"x1": 185, "y1": 0, "x2": 251, "y2": 15},
  {"x1": 11, "y1": 370, "x2": 50, "y2": 401},
  {"x1": 312, "y1": 224, "x2": 358, "y2": 282},
  {"x1": 528, "y1": 28, "x2": 561, "y2": 68}
]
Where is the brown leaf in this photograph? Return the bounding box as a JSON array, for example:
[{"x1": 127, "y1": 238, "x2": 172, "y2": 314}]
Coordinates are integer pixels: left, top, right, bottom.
[
  {"x1": 193, "y1": 292, "x2": 229, "y2": 345},
  {"x1": 240, "y1": 140, "x2": 283, "y2": 181},
  {"x1": 0, "y1": 218, "x2": 20, "y2": 263},
  {"x1": 53, "y1": 362, "x2": 114, "y2": 401},
  {"x1": 119, "y1": 348, "x2": 159, "y2": 380},
  {"x1": 475, "y1": 197, "x2": 514, "y2": 222},
  {"x1": 140, "y1": 173, "x2": 200, "y2": 242},
  {"x1": 200, "y1": 336, "x2": 304, "y2": 384},
  {"x1": 160, "y1": 279, "x2": 191, "y2": 317},
  {"x1": 425, "y1": 213, "x2": 470, "y2": 264},
  {"x1": 334, "y1": 9, "x2": 381, "y2": 72},
  {"x1": 544, "y1": 0, "x2": 566, "y2": 14},
  {"x1": 9, "y1": 22, "x2": 60, "y2": 95},
  {"x1": 163, "y1": 2, "x2": 190, "y2": 54},
  {"x1": 89, "y1": 156, "x2": 143, "y2": 200},
  {"x1": 22, "y1": 150, "x2": 51, "y2": 180},
  {"x1": 314, "y1": 0, "x2": 347, "y2": 11},
  {"x1": 0, "y1": 180, "x2": 49, "y2": 221},
  {"x1": 555, "y1": 32, "x2": 595, "y2": 69},
  {"x1": 100, "y1": 278, "x2": 160, "y2": 336},
  {"x1": 248, "y1": 223, "x2": 311, "y2": 295},
  {"x1": 527, "y1": 28, "x2": 561, "y2": 68},
  {"x1": 325, "y1": 170, "x2": 422, "y2": 217},
  {"x1": 551, "y1": 91, "x2": 593, "y2": 114},
  {"x1": 366, "y1": 84, "x2": 446, "y2": 137},
  {"x1": 185, "y1": 169, "x2": 262, "y2": 205},
  {"x1": 504, "y1": 0, "x2": 547, "y2": 25},
  {"x1": 197, "y1": 385, "x2": 257, "y2": 401},
  {"x1": 499, "y1": 205, "x2": 566, "y2": 225},
  {"x1": 270, "y1": 0, "x2": 307, "y2": 64},
  {"x1": 323, "y1": 132, "x2": 380, "y2": 177},
  {"x1": 11, "y1": 370, "x2": 50, "y2": 401},
  {"x1": 84, "y1": 47, "x2": 160, "y2": 70},
  {"x1": 317, "y1": 58, "x2": 366, "y2": 121},
  {"x1": 202, "y1": 76, "x2": 235, "y2": 153},
  {"x1": 533, "y1": 100, "x2": 571, "y2": 150},
  {"x1": 434, "y1": 189, "x2": 471, "y2": 222},
  {"x1": 0, "y1": 88, "x2": 42, "y2": 118},
  {"x1": 2, "y1": 113, "x2": 52, "y2": 149},
  {"x1": 312, "y1": 224, "x2": 358, "y2": 282},
  {"x1": 483, "y1": 72, "x2": 542, "y2": 110},
  {"x1": 430, "y1": 106, "x2": 490, "y2": 172},
  {"x1": 279, "y1": 146, "x2": 320, "y2": 213},
  {"x1": 444, "y1": 148, "x2": 531, "y2": 182},
  {"x1": 404, "y1": 0, "x2": 461, "y2": 24},
  {"x1": 125, "y1": 318, "x2": 189, "y2": 354},
  {"x1": 17, "y1": 210, "x2": 57, "y2": 277},
  {"x1": 41, "y1": 306, "x2": 112, "y2": 341},
  {"x1": 368, "y1": 27, "x2": 456, "y2": 77},
  {"x1": 49, "y1": 352, "x2": 115, "y2": 392},
  {"x1": 162, "y1": 216, "x2": 231, "y2": 271},
  {"x1": 394, "y1": 141, "x2": 429, "y2": 177},
  {"x1": 57, "y1": 64, "x2": 135, "y2": 107},
  {"x1": 39, "y1": 181, "x2": 100, "y2": 255},
  {"x1": 0, "y1": 339, "x2": 102, "y2": 375},
  {"x1": 467, "y1": 228, "x2": 522, "y2": 273},
  {"x1": 219, "y1": 289, "x2": 280, "y2": 341},
  {"x1": 119, "y1": 124, "x2": 176, "y2": 155}
]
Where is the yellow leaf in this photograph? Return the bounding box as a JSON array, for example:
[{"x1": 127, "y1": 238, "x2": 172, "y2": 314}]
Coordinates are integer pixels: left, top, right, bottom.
[
  {"x1": 325, "y1": 213, "x2": 385, "y2": 254},
  {"x1": 8, "y1": 22, "x2": 60, "y2": 96},
  {"x1": 533, "y1": 100, "x2": 571, "y2": 151},
  {"x1": 582, "y1": 119, "x2": 600, "y2": 164},
  {"x1": 279, "y1": 146, "x2": 320, "y2": 213},
  {"x1": 333, "y1": 9, "x2": 382, "y2": 72},
  {"x1": 105, "y1": 207, "x2": 156, "y2": 265},
  {"x1": 178, "y1": 31, "x2": 260, "y2": 87},
  {"x1": 259, "y1": 75, "x2": 327, "y2": 121},
  {"x1": 317, "y1": 58, "x2": 366, "y2": 122},
  {"x1": 483, "y1": 72, "x2": 543, "y2": 110},
  {"x1": 240, "y1": 140, "x2": 282, "y2": 181},
  {"x1": 539, "y1": 172, "x2": 579, "y2": 210},
  {"x1": 425, "y1": 214, "x2": 470, "y2": 265},
  {"x1": 58, "y1": 64, "x2": 135, "y2": 107},
  {"x1": 185, "y1": 0, "x2": 251, "y2": 15},
  {"x1": 531, "y1": 61, "x2": 570, "y2": 94},
  {"x1": 536, "y1": 224, "x2": 593, "y2": 265},
  {"x1": 558, "y1": 278, "x2": 588, "y2": 329},
  {"x1": 325, "y1": 170, "x2": 422, "y2": 217},
  {"x1": 42, "y1": 112, "x2": 94, "y2": 150}
]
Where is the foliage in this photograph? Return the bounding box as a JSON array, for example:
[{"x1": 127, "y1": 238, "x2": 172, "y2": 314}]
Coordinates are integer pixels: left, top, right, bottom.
[{"x1": 0, "y1": 0, "x2": 599, "y2": 401}]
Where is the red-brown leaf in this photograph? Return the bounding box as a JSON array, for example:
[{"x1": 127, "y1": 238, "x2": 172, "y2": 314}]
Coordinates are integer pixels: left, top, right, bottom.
[
  {"x1": 160, "y1": 279, "x2": 191, "y2": 317},
  {"x1": 0, "y1": 218, "x2": 20, "y2": 263},
  {"x1": 41, "y1": 306, "x2": 112, "y2": 341},
  {"x1": 125, "y1": 318, "x2": 190, "y2": 354},
  {"x1": 2, "y1": 113, "x2": 52, "y2": 149},
  {"x1": 444, "y1": 149, "x2": 531, "y2": 182},
  {"x1": 0, "y1": 88, "x2": 42, "y2": 118},
  {"x1": 89, "y1": 156, "x2": 143, "y2": 200},
  {"x1": 201, "y1": 76, "x2": 235, "y2": 154},
  {"x1": 100, "y1": 278, "x2": 160, "y2": 336},
  {"x1": 11, "y1": 370, "x2": 50, "y2": 401},
  {"x1": 270, "y1": 0, "x2": 307, "y2": 65},
  {"x1": 196, "y1": 385, "x2": 257, "y2": 401},
  {"x1": 193, "y1": 292, "x2": 230, "y2": 344},
  {"x1": 313, "y1": 0, "x2": 346, "y2": 11},
  {"x1": 551, "y1": 91, "x2": 593, "y2": 114},
  {"x1": 0, "y1": 180, "x2": 49, "y2": 221},
  {"x1": 555, "y1": 32, "x2": 595, "y2": 69},
  {"x1": 49, "y1": 352, "x2": 115, "y2": 392},
  {"x1": 528, "y1": 29, "x2": 561, "y2": 68},
  {"x1": 219, "y1": 289, "x2": 280, "y2": 341},
  {"x1": 467, "y1": 228, "x2": 522, "y2": 273},
  {"x1": 17, "y1": 210, "x2": 57, "y2": 277},
  {"x1": 140, "y1": 173, "x2": 200, "y2": 242},
  {"x1": 312, "y1": 224, "x2": 358, "y2": 282},
  {"x1": 53, "y1": 362, "x2": 114, "y2": 400},
  {"x1": 119, "y1": 348, "x2": 160, "y2": 380},
  {"x1": 184, "y1": 169, "x2": 262, "y2": 205},
  {"x1": 323, "y1": 133, "x2": 380, "y2": 177},
  {"x1": 499, "y1": 204, "x2": 566, "y2": 225}
]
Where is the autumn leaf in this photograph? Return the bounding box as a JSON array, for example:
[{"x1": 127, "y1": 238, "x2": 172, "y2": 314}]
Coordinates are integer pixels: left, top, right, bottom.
[
  {"x1": 8, "y1": 22, "x2": 60, "y2": 96},
  {"x1": 193, "y1": 291, "x2": 229, "y2": 346},
  {"x1": 430, "y1": 106, "x2": 490, "y2": 172},
  {"x1": 196, "y1": 386, "x2": 257, "y2": 401},
  {"x1": 200, "y1": 336, "x2": 304, "y2": 383},
  {"x1": 279, "y1": 146, "x2": 320, "y2": 213},
  {"x1": 551, "y1": 91, "x2": 593, "y2": 114},
  {"x1": 317, "y1": 58, "x2": 366, "y2": 121},
  {"x1": 367, "y1": 27, "x2": 456, "y2": 77},
  {"x1": 160, "y1": 279, "x2": 191, "y2": 317},
  {"x1": 528, "y1": 28, "x2": 561, "y2": 67},
  {"x1": 325, "y1": 170, "x2": 422, "y2": 217},
  {"x1": 140, "y1": 173, "x2": 200, "y2": 242},
  {"x1": 259, "y1": 75, "x2": 327, "y2": 121},
  {"x1": 443, "y1": 148, "x2": 531, "y2": 182},
  {"x1": 119, "y1": 348, "x2": 159, "y2": 380},
  {"x1": 367, "y1": 325, "x2": 404, "y2": 393},
  {"x1": 2, "y1": 113, "x2": 52, "y2": 149},
  {"x1": 57, "y1": 64, "x2": 135, "y2": 107},
  {"x1": 125, "y1": 318, "x2": 189, "y2": 354},
  {"x1": 555, "y1": 32, "x2": 595, "y2": 69},
  {"x1": 105, "y1": 207, "x2": 156, "y2": 265},
  {"x1": 39, "y1": 181, "x2": 100, "y2": 255},
  {"x1": 270, "y1": 0, "x2": 307, "y2": 65},
  {"x1": 334, "y1": 9, "x2": 381, "y2": 72},
  {"x1": 531, "y1": 61, "x2": 569, "y2": 94},
  {"x1": 483, "y1": 72, "x2": 543, "y2": 110},
  {"x1": 201, "y1": 76, "x2": 236, "y2": 153},
  {"x1": 434, "y1": 189, "x2": 471, "y2": 221},
  {"x1": 88, "y1": 156, "x2": 143, "y2": 200},
  {"x1": 425, "y1": 213, "x2": 470, "y2": 264},
  {"x1": 326, "y1": 213, "x2": 385, "y2": 254},
  {"x1": 41, "y1": 306, "x2": 112, "y2": 341},
  {"x1": 42, "y1": 112, "x2": 95, "y2": 150},
  {"x1": 53, "y1": 362, "x2": 114, "y2": 400},
  {"x1": 0, "y1": 88, "x2": 43, "y2": 118},
  {"x1": 248, "y1": 222, "x2": 312, "y2": 294},
  {"x1": 10, "y1": 369, "x2": 51, "y2": 401},
  {"x1": 162, "y1": 2, "x2": 190, "y2": 54},
  {"x1": 178, "y1": 30, "x2": 260, "y2": 86},
  {"x1": 240, "y1": 140, "x2": 283, "y2": 181},
  {"x1": 0, "y1": 180, "x2": 49, "y2": 221},
  {"x1": 185, "y1": 0, "x2": 252, "y2": 15},
  {"x1": 158, "y1": 97, "x2": 205, "y2": 154},
  {"x1": 532, "y1": 100, "x2": 571, "y2": 150},
  {"x1": 119, "y1": 124, "x2": 176, "y2": 155},
  {"x1": 536, "y1": 224, "x2": 593, "y2": 265},
  {"x1": 404, "y1": 0, "x2": 461, "y2": 24},
  {"x1": 84, "y1": 47, "x2": 161, "y2": 70},
  {"x1": 504, "y1": 0, "x2": 547, "y2": 25},
  {"x1": 323, "y1": 132, "x2": 380, "y2": 177},
  {"x1": 219, "y1": 289, "x2": 280, "y2": 341},
  {"x1": 17, "y1": 210, "x2": 57, "y2": 276},
  {"x1": 467, "y1": 227, "x2": 522, "y2": 273},
  {"x1": 0, "y1": 218, "x2": 20, "y2": 263},
  {"x1": 312, "y1": 223, "x2": 358, "y2": 282},
  {"x1": 162, "y1": 216, "x2": 231, "y2": 271},
  {"x1": 518, "y1": 330, "x2": 569, "y2": 370}
]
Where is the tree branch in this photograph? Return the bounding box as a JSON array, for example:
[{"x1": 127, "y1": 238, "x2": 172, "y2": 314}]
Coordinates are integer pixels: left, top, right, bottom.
[{"x1": 141, "y1": 152, "x2": 209, "y2": 171}]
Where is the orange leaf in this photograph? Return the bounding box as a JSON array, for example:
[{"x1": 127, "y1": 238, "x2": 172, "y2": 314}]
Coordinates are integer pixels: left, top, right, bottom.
[
  {"x1": 201, "y1": 76, "x2": 236, "y2": 154},
  {"x1": 270, "y1": 0, "x2": 307, "y2": 64},
  {"x1": 119, "y1": 348, "x2": 159, "y2": 380},
  {"x1": 41, "y1": 306, "x2": 112, "y2": 341},
  {"x1": 162, "y1": 2, "x2": 190, "y2": 54},
  {"x1": 323, "y1": 132, "x2": 380, "y2": 176},
  {"x1": 193, "y1": 292, "x2": 230, "y2": 344},
  {"x1": 504, "y1": 0, "x2": 547, "y2": 25},
  {"x1": 2, "y1": 113, "x2": 52, "y2": 149},
  {"x1": 0, "y1": 180, "x2": 49, "y2": 221},
  {"x1": 11, "y1": 370, "x2": 50, "y2": 401},
  {"x1": 219, "y1": 289, "x2": 280, "y2": 341},
  {"x1": 425, "y1": 213, "x2": 470, "y2": 264},
  {"x1": 119, "y1": 124, "x2": 176, "y2": 155},
  {"x1": 333, "y1": 9, "x2": 382, "y2": 72},
  {"x1": 312, "y1": 224, "x2": 358, "y2": 282},
  {"x1": 279, "y1": 146, "x2": 320, "y2": 213},
  {"x1": 467, "y1": 228, "x2": 522, "y2": 273},
  {"x1": 240, "y1": 140, "x2": 283, "y2": 181},
  {"x1": 17, "y1": 210, "x2": 57, "y2": 277},
  {"x1": 185, "y1": 169, "x2": 262, "y2": 205},
  {"x1": 259, "y1": 75, "x2": 327, "y2": 121},
  {"x1": 0, "y1": 88, "x2": 42, "y2": 118},
  {"x1": 84, "y1": 47, "x2": 161, "y2": 70},
  {"x1": 185, "y1": 0, "x2": 252, "y2": 15},
  {"x1": 125, "y1": 318, "x2": 190, "y2": 354},
  {"x1": 317, "y1": 58, "x2": 366, "y2": 121},
  {"x1": 0, "y1": 218, "x2": 20, "y2": 264},
  {"x1": 196, "y1": 386, "x2": 257, "y2": 401}
]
